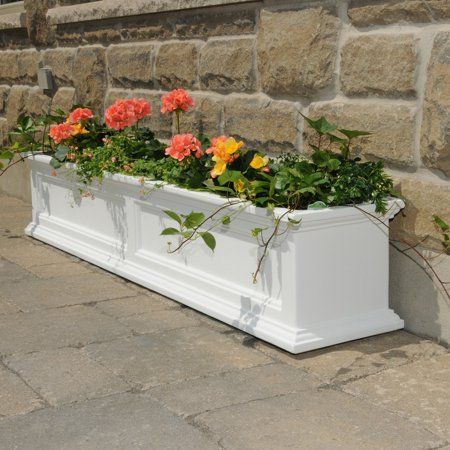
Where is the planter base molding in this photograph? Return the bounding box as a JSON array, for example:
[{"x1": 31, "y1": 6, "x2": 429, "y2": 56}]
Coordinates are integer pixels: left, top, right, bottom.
[{"x1": 26, "y1": 155, "x2": 405, "y2": 353}]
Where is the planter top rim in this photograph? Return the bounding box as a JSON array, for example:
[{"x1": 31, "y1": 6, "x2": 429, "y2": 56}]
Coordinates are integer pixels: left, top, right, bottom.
[{"x1": 28, "y1": 153, "x2": 405, "y2": 222}]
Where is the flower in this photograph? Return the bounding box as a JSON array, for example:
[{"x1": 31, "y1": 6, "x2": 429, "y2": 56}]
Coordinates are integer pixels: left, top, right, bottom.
[
  {"x1": 206, "y1": 136, "x2": 243, "y2": 178},
  {"x1": 161, "y1": 89, "x2": 194, "y2": 114},
  {"x1": 234, "y1": 179, "x2": 246, "y2": 193},
  {"x1": 165, "y1": 134, "x2": 203, "y2": 162},
  {"x1": 71, "y1": 123, "x2": 89, "y2": 137},
  {"x1": 105, "y1": 98, "x2": 151, "y2": 130},
  {"x1": 49, "y1": 123, "x2": 76, "y2": 144},
  {"x1": 250, "y1": 154, "x2": 269, "y2": 170},
  {"x1": 68, "y1": 108, "x2": 93, "y2": 124}
]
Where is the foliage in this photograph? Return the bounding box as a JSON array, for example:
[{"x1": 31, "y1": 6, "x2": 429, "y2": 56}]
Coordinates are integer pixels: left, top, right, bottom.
[{"x1": 433, "y1": 215, "x2": 450, "y2": 254}]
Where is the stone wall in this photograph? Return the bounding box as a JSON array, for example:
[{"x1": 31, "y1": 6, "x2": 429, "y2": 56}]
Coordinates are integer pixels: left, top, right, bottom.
[{"x1": 0, "y1": 0, "x2": 449, "y2": 342}]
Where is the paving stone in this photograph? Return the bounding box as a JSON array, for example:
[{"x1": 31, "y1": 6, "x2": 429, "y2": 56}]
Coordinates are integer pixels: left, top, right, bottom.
[
  {"x1": 255, "y1": 331, "x2": 447, "y2": 384},
  {"x1": 0, "y1": 210, "x2": 31, "y2": 235},
  {"x1": 0, "y1": 257, "x2": 34, "y2": 283},
  {"x1": 195, "y1": 390, "x2": 443, "y2": 449},
  {"x1": 149, "y1": 363, "x2": 318, "y2": 417},
  {"x1": 0, "y1": 392, "x2": 219, "y2": 449},
  {"x1": 344, "y1": 353, "x2": 450, "y2": 438},
  {"x1": 0, "y1": 299, "x2": 20, "y2": 315},
  {"x1": 0, "y1": 305, "x2": 130, "y2": 355},
  {"x1": 85, "y1": 327, "x2": 272, "y2": 389},
  {"x1": 0, "y1": 273, "x2": 136, "y2": 312},
  {"x1": 0, "y1": 364, "x2": 44, "y2": 417},
  {"x1": 5, "y1": 348, "x2": 130, "y2": 406},
  {"x1": 25, "y1": 261, "x2": 92, "y2": 278},
  {"x1": 95, "y1": 294, "x2": 180, "y2": 318},
  {"x1": 118, "y1": 309, "x2": 201, "y2": 335}
]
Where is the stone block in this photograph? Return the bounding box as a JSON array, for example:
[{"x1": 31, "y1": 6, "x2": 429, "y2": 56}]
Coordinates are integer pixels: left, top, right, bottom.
[
  {"x1": 73, "y1": 46, "x2": 106, "y2": 113},
  {"x1": 348, "y1": 0, "x2": 450, "y2": 27},
  {"x1": 257, "y1": 8, "x2": 340, "y2": 96},
  {"x1": 107, "y1": 43, "x2": 154, "y2": 88},
  {"x1": 17, "y1": 49, "x2": 39, "y2": 84},
  {"x1": 341, "y1": 34, "x2": 417, "y2": 98},
  {"x1": 52, "y1": 87, "x2": 76, "y2": 113},
  {"x1": 41, "y1": 47, "x2": 76, "y2": 86},
  {"x1": 306, "y1": 101, "x2": 416, "y2": 167},
  {"x1": 5, "y1": 348, "x2": 130, "y2": 406},
  {"x1": 155, "y1": 42, "x2": 199, "y2": 90},
  {"x1": 390, "y1": 174, "x2": 450, "y2": 246},
  {"x1": 199, "y1": 38, "x2": 255, "y2": 92},
  {"x1": 0, "y1": 85, "x2": 9, "y2": 113},
  {"x1": 0, "y1": 51, "x2": 19, "y2": 84},
  {"x1": 224, "y1": 96, "x2": 298, "y2": 152},
  {"x1": 421, "y1": 31, "x2": 450, "y2": 176}
]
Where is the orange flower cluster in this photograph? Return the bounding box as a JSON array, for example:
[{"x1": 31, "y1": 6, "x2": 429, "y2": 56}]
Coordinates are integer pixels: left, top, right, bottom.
[
  {"x1": 49, "y1": 107, "x2": 94, "y2": 144},
  {"x1": 206, "y1": 136, "x2": 243, "y2": 178},
  {"x1": 161, "y1": 89, "x2": 194, "y2": 114},
  {"x1": 165, "y1": 134, "x2": 203, "y2": 161},
  {"x1": 105, "y1": 98, "x2": 151, "y2": 130}
]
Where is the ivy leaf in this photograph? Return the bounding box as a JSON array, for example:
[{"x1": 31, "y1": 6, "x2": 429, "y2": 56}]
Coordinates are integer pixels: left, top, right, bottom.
[
  {"x1": 54, "y1": 145, "x2": 70, "y2": 162},
  {"x1": 221, "y1": 215, "x2": 231, "y2": 225},
  {"x1": 433, "y1": 215, "x2": 449, "y2": 232},
  {"x1": 338, "y1": 129, "x2": 371, "y2": 139},
  {"x1": 251, "y1": 227, "x2": 263, "y2": 237},
  {"x1": 184, "y1": 211, "x2": 205, "y2": 229},
  {"x1": 161, "y1": 228, "x2": 180, "y2": 236},
  {"x1": 302, "y1": 114, "x2": 337, "y2": 135},
  {"x1": 308, "y1": 201, "x2": 327, "y2": 209},
  {"x1": 164, "y1": 210, "x2": 182, "y2": 225},
  {"x1": 49, "y1": 157, "x2": 62, "y2": 169},
  {"x1": 199, "y1": 232, "x2": 216, "y2": 251},
  {"x1": 288, "y1": 217, "x2": 302, "y2": 225}
]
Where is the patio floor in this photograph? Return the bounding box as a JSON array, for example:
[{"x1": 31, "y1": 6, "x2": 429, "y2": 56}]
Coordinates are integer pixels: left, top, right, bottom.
[{"x1": 1, "y1": 193, "x2": 450, "y2": 449}]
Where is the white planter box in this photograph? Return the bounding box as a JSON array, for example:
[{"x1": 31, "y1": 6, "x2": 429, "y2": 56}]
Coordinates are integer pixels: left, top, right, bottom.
[{"x1": 26, "y1": 154, "x2": 405, "y2": 353}]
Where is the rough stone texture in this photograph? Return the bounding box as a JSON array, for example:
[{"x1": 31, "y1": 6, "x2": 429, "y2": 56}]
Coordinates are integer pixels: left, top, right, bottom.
[
  {"x1": 41, "y1": 47, "x2": 76, "y2": 87},
  {"x1": 5, "y1": 85, "x2": 30, "y2": 126},
  {"x1": 25, "y1": 87, "x2": 52, "y2": 117},
  {"x1": 195, "y1": 389, "x2": 442, "y2": 449},
  {"x1": 95, "y1": 294, "x2": 179, "y2": 318},
  {"x1": 348, "y1": 0, "x2": 450, "y2": 27},
  {"x1": 224, "y1": 96, "x2": 298, "y2": 152},
  {"x1": 0, "y1": 364, "x2": 44, "y2": 417},
  {"x1": 149, "y1": 364, "x2": 318, "y2": 417},
  {"x1": 341, "y1": 34, "x2": 417, "y2": 98},
  {"x1": 0, "y1": 50, "x2": 39, "y2": 85},
  {"x1": 155, "y1": 42, "x2": 199, "y2": 89},
  {"x1": 105, "y1": 88, "x2": 172, "y2": 138},
  {"x1": 25, "y1": 261, "x2": 92, "y2": 278},
  {"x1": 107, "y1": 43, "x2": 154, "y2": 88},
  {"x1": 390, "y1": 174, "x2": 450, "y2": 246},
  {"x1": 24, "y1": 0, "x2": 54, "y2": 46},
  {"x1": 85, "y1": 328, "x2": 271, "y2": 389},
  {"x1": 0, "y1": 117, "x2": 7, "y2": 145},
  {"x1": 256, "y1": 330, "x2": 447, "y2": 384},
  {"x1": 72, "y1": 46, "x2": 106, "y2": 113},
  {"x1": 344, "y1": 353, "x2": 450, "y2": 438},
  {"x1": 0, "y1": 86, "x2": 9, "y2": 113},
  {"x1": 199, "y1": 38, "x2": 255, "y2": 92},
  {"x1": 257, "y1": 8, "x2": 340, "y2": 97},
  {"x1": 177, "y1": 92, "x2": 223, "y2": 135},
  {"x1": 421, "y1": 31, "x2": 450, "y2": 176},
  {"x1": 5, "y1": 348, "x2": 130, "y2": 406},
  {"x1": 0, "y1": 393, "x2": 219, "y2": 449},
  {"x1": 52, "y1": 87, "x2": 76, "y2": 113},
  {"x1": 0, "y1": 305, "x2": 130, "y2": 355},
  {"x1": 306, "y1": 101, "x2": 416, "y2": 167}
]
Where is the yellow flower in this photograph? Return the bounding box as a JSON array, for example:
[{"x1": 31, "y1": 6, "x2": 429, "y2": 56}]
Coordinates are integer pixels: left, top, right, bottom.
[
  {"x1": 250, "y1": 154, "x2": 269, "y2": 170},
  {"x1": 234, "y1": 179, "x2": 245, "y2": 193},
  {"x1": 224, "y1": 137, "x2": 244, "y2": 155},
  {"x1": 211, "y1": 158, "x2": 227, "y2": 178},
  {"x1": 71, "y1": 123, "x2": 89, "y2": 136}
]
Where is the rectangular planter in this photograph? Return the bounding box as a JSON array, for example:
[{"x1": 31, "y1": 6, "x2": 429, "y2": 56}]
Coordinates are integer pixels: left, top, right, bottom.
[{"x1": 26, "y1": 154, "x2": 405, "y2": 353}]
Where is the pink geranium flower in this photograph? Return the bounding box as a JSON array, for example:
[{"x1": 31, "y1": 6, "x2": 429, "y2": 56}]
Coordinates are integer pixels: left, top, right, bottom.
[
  {"x1": 49, "y1": 123, "x2": 76, "y2": 144},
  {"x1": 105, "y1": 98, "x2": 151, "y2": 130},
  {"x1": 161, "y1": 89, "x2": 194, "y2": 114},
  {"x1": 68, "y1": 107, "x2": 94, "y2": 124},
  {"x1": 165, "y1": 134, "x2": 203, "y2": 162}
]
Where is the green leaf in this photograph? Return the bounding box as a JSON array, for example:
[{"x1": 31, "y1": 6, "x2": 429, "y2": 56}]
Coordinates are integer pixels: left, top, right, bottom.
[
  {"x1": 163, "y1": 210, "x2": 182, "y2": 225},
  {"x1": 221, "y1": 215, "x2": 231, "y2": 225},
  {"x1": 49, "y1": 157, "x2": 62, "y2": 169},
  {"x1": 218, "y1": 170, "x2": 242, "y2": 185},
  {"x1": 199, "y1": 232, "x2": 216, "y2": 251},
  {"x1": 326, "y1": 158, "x2": 341, "y2": 171},
  {"x1": 302, "y1": 114, "x2": 337, "y2": 135},
  {"x1": 288, "y1": 217, "x2": 302, "y2": 225},
  {"x1": 161, "y1": 228, "x2": 180, "y2": 236},
  {"x1": 54, "y1": 145, "x2": 70, "y2": 162},
  {"x1": 338, "y1": 129, "x2": 371, "y2": 139},
  {"x1": 251, "y1": 227, "x2": 263, "y2": 237},
  {"x1": 308, "y1": 201, "x2": 327, "y2": 210},
  {"x1": 433, "y1": 215, "x2": 449, "y2": 232},
  {"x1": 0, "y1": 151, "x2": 13, "y2": 161},
  {"x1": 184, "y1": 211, "x2": 205, "y2": 229}
]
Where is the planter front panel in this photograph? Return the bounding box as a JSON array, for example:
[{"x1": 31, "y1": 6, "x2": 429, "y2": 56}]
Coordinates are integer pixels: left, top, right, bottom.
[{"x1": 26, "y1": 155, "x2": 404, "y2": 353}]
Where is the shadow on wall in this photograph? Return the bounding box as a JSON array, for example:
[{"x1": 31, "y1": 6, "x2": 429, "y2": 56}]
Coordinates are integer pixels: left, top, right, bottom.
[
  {"x1": 389, "y1": 243, "x2": 450, "y2": 347},
  {"x1": 0, "y1": 156, "x2": 31, "y2": 203}
]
